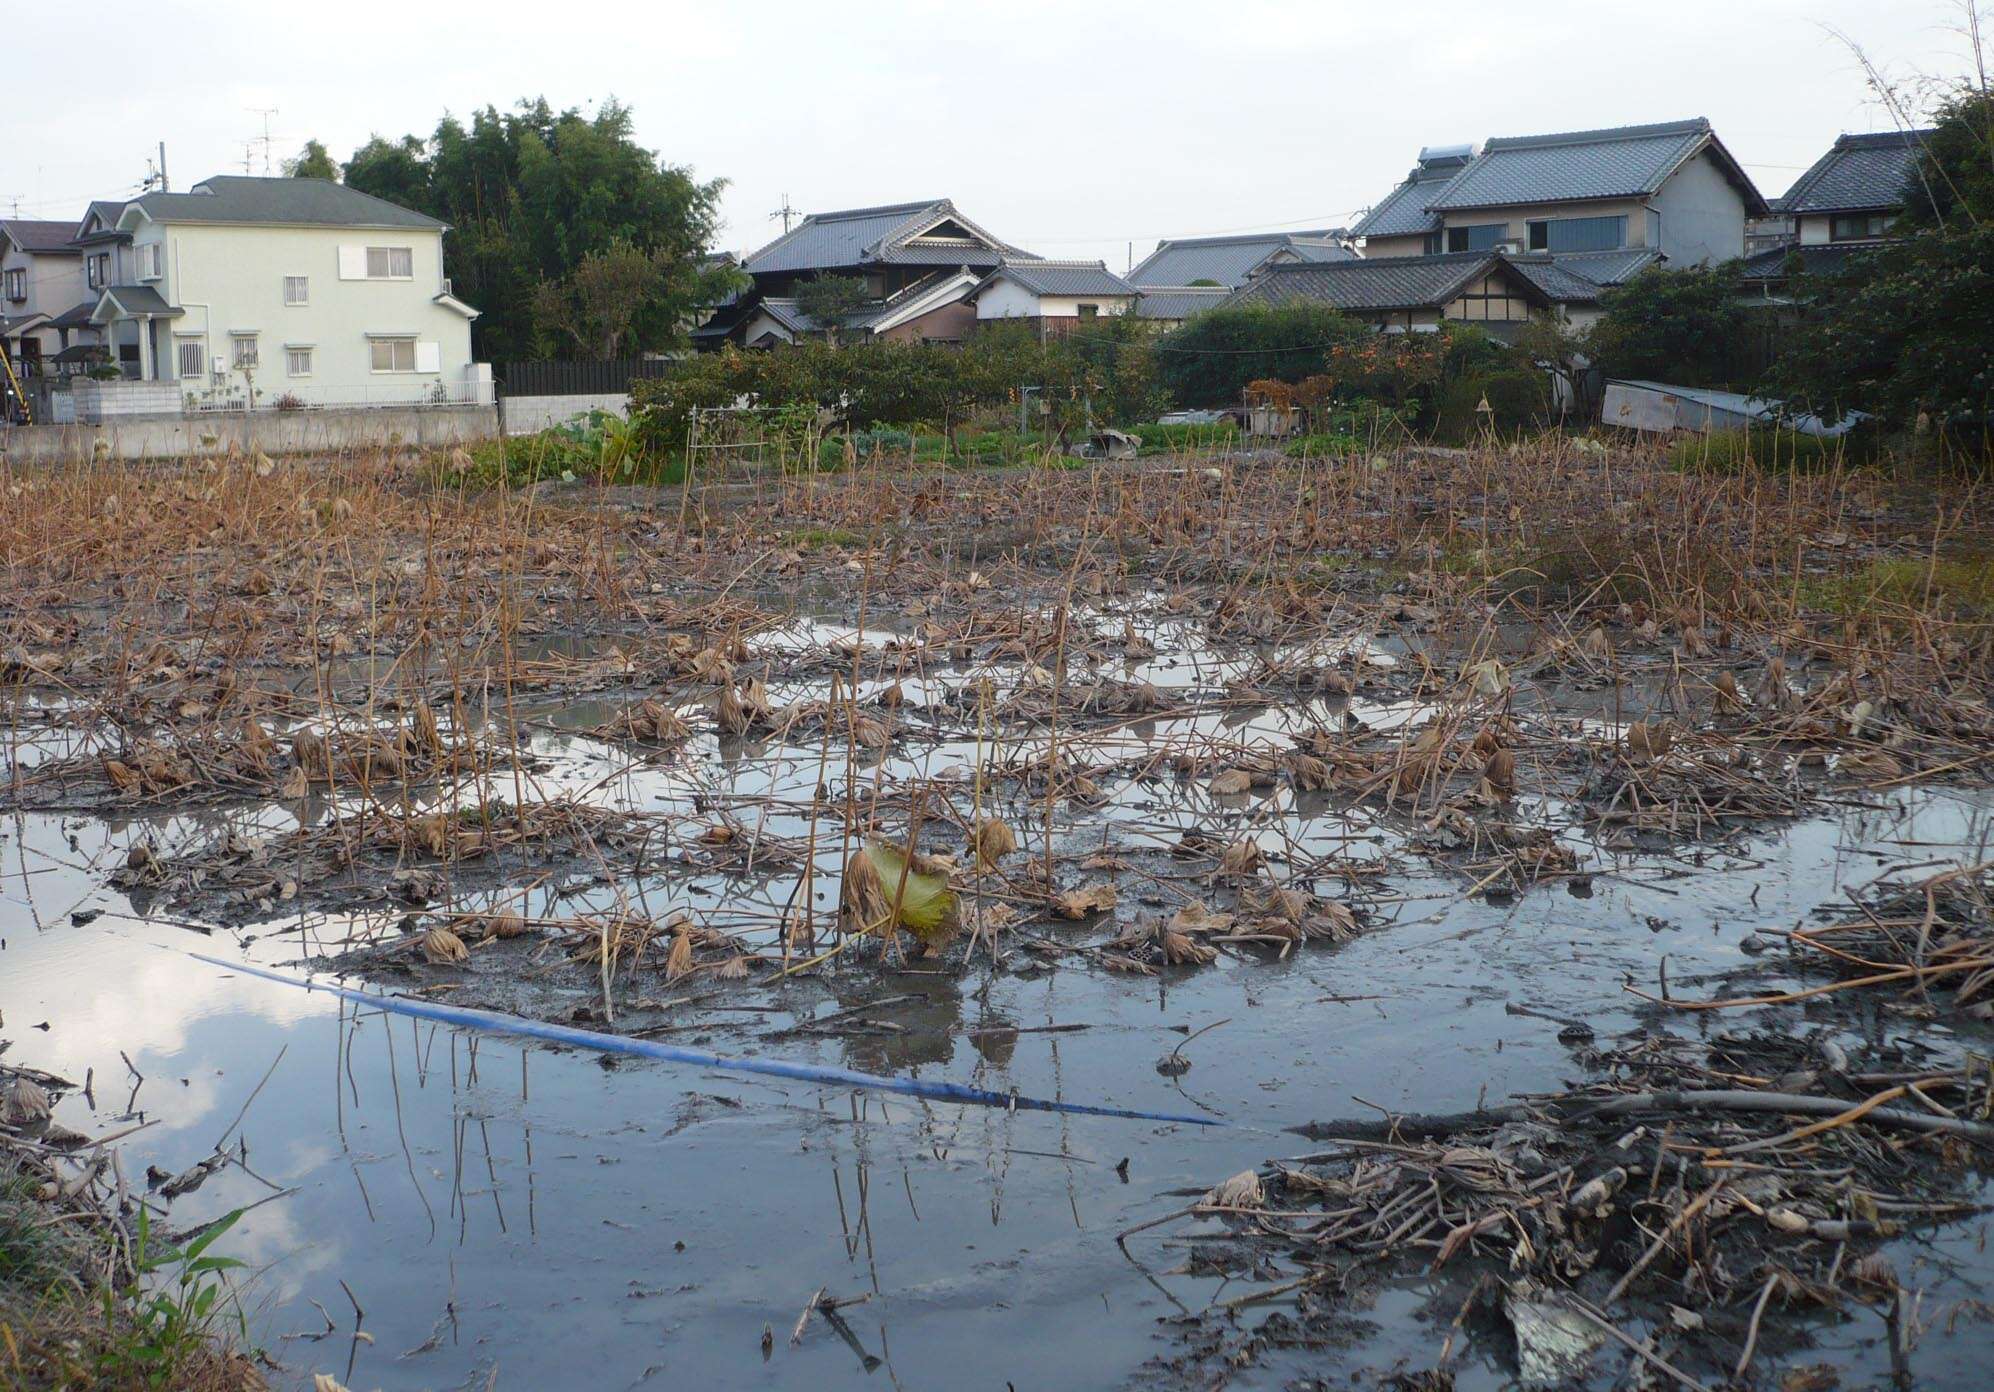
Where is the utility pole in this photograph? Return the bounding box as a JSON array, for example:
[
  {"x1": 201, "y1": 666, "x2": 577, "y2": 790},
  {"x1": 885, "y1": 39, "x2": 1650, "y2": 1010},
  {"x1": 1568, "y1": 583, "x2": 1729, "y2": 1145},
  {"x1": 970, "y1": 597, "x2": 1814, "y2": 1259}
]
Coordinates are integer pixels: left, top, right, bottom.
[
  {"x1": 770, "y1": 193, "x2": 796, "y2": 233},
  {"x1": 157, "y1": 142, "x2": 168, "y2": 193}
]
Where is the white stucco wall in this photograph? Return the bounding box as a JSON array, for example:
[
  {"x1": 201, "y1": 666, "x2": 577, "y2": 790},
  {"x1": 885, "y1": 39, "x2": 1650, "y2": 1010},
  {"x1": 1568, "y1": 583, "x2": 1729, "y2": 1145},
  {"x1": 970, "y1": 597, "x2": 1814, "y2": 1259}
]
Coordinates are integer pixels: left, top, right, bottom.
[
  {"x1": 1648, "y1": 150, "x2": 1750, "y2": 264},
  {"x1": 132, "y1": 219, "x2": 475, "y2": 406},
  {"x1": 973, "y1": 280, "x2": 1133, "y2": 320}
]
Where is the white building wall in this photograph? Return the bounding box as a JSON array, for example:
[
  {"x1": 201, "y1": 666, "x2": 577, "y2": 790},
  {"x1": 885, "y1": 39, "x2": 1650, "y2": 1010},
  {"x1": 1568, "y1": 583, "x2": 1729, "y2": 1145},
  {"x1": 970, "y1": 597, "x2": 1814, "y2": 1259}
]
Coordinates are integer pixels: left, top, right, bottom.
[
  {"x1": 1648, "y1": 150, "x2": 1750, "y2": 265},
  {"x1": 140, "y1": 220, "x2": 475, "y2": 406},
  {"x1": 974, "y1": 280, "x2": 1134, "y2": 319}
]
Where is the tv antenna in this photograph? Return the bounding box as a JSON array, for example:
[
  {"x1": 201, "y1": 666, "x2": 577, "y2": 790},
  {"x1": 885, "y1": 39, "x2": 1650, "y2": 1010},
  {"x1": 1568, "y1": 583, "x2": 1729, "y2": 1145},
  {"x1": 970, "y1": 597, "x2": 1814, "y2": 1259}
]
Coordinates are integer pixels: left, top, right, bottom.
[
  {"x1": 770, "y1": 193, "x2": 797, "y2": 233},
  {"x1": 246, "y1": 107, "x2": 280, "y2": 175}
]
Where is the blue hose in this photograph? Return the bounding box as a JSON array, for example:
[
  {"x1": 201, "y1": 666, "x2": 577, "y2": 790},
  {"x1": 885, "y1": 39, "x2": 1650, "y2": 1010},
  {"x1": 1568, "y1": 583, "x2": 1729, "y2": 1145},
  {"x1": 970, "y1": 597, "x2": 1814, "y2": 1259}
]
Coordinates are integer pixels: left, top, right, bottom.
[{"x1": 192, "y1": 953, "x2": 1223, "y2": 1128}]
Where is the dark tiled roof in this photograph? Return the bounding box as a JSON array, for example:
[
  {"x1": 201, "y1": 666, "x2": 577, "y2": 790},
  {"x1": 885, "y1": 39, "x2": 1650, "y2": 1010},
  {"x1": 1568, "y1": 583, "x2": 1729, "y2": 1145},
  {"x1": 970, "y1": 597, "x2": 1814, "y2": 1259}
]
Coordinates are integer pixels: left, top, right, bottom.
[
  {"x1": 49, "y1": 300, "x2": 98, "y2": 329},
  {"x1": 1352, "y1": 168, "x2": 1459, "y2": 239},
  {"x1": 1506, "y1": 257, "x2": 1608, "y2": 303},
  {"x1": 1737, "y1": 242, "x2": 1895, "y2": 282},
  {"x1": 742, "y1": 199, "x2": 1023, "y2": 275},
  {"x1": 1779, "y1": 130, "x2": 1934, "y2": 215},
  {"x1": 1548, "y1": 247, "x2": 1665, "y2": 286},
  {"x1": 130, "y1": 176, "x2": 444, "y2": 230},
  {"x1": 976, "y1": 259, "x2": 1136, "y2": 299},
  {"x1": 1127, "y1": 230, "x2": 1349, "y2": 288},
  {"x1": 0, "y1": 219, "x2": 84, "y2": 254},
  {"x1": 96, "y1": 285, "x2": 182, "y2": 317},
  {"x1": 1133, "y1": 286, "x2": 1232, "y2": 319},
  {"x1": 1427, "y1": 119, "x2": 1767, "y2": 215},
  {"x1": 1225, "y1": 250, "x2": 1564, "y2": 313}
]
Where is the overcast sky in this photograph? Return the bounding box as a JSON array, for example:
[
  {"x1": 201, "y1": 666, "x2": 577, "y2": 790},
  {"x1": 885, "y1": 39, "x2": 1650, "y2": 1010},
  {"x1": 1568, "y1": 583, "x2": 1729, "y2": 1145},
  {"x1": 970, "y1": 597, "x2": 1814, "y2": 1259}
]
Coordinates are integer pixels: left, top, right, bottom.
[{"x1": 0, "y1": 1, "x2": 1977, "y2": 269}]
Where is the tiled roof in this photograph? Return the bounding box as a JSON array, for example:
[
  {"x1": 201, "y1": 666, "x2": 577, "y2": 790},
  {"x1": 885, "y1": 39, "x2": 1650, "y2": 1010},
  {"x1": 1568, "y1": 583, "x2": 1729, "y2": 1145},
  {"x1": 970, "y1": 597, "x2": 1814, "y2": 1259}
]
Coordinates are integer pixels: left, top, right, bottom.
[
  {"x1": 1505, "y1": 257, "x2": 1609, "y2": 303},
  {"x1": 976, "y1": 258, "x2": 1136, "y2": 299},
  {"x1": 1426, "y1": 119, "x2": 1767, "y2": 215},
  {"x1": 0, "y1": 219, "x2": 84, "y2": 254},
  {"x1": 1127, "y1": 230, "x2": 1350, "y2": 288},
  {"x1": 1779, "y1": 130, "x2": 1933, "y2": 215},
  {"x1": 1225, "y1": 250, "x2": 1563, "y2": 313},
  {"x1": 1737, "y1": 242, "x2": 1894, "y2": 282},
  {"x1": 49, "y1": 300, "x2": 98, "y2": 329},
  {"x1": 1352, "y1": 169, "x2": 1459, "y2": 240},
  {"x1": 130, "y1": 176, "x2": 444, "y2": 229},
  {"x1": 1548, "y1": 247, "x2": 1665, "y2": 287},
  {"x1": 742, "y1": 199, "x2": 1023, "y2": 275},
  {"x1": 1133, "y1": 286, "x2": 1232, "y2": 320},
  {"x1": 1224, "y1": 255, "x2": 1463, "y2": 312}
]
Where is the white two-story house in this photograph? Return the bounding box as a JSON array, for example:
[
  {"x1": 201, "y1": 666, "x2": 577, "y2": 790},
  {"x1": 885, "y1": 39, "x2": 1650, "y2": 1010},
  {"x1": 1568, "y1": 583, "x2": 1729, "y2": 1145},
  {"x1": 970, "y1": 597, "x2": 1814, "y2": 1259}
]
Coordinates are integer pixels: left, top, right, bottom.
[
  {"x1": 84, "y1": 176, "x2": 479, "y2": 407},
  {"x1": 1352, "y1": 119, "x2": 1769, "y2": 317}
]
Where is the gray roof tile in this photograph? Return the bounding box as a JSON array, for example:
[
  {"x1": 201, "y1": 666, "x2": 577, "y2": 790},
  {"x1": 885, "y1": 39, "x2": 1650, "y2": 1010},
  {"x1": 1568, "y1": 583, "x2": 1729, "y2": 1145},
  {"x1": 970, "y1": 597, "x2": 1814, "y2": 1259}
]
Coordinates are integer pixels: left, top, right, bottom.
[
  {"x1": 1133, "y1": 286, "x2": 1232, "y2": 319},
  {"x1": 742, "y1": 199, "x2": 1023, "y2": 275},
  {"x1": 977, "y1": 259, "x2": 1136, "y2": 299},
  {"x1": 1427, "y1": 119, "x2": 1711, "y2": 209},
  {"x1": 1737, "y1": 242, "x2": 1893, "y2": 282},
  {"x1": 130, "y1": 176, "x2": 444, "y2": 230},
  {"x1": 1224, "y1": 250, "x2": 1600, "y2": 314},
  {"x1": 1779, "y1": 130, "x2": 1933, "y2": 214},
  {"x1": 1127, "y1": 229, "x2": 1350, "y2": 288},
  {"x1": 1351, "y1": 168, "x2": 1459, "y2": 239},
  {"x1": 0, "y1": 219, "x2": 85, "y2": 254},
  {"x1": 1547, "y1": 247, "x2": 1665, "y2": 286}
]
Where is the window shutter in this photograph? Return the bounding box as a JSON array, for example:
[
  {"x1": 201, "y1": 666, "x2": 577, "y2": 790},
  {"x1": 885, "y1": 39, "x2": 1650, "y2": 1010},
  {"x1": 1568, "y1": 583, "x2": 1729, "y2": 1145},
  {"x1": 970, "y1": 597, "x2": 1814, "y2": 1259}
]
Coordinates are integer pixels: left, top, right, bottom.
[
  {"x1": 337, "y1": 246, "x2": 367, "y2": 280},
  {"x1": 415, "y1": 341, "x2": 441, "y2": 374}
]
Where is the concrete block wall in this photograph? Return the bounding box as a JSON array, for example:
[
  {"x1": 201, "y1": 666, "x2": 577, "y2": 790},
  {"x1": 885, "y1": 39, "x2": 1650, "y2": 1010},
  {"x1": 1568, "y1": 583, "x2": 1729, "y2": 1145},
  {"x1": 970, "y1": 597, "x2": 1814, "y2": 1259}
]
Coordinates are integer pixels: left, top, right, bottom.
[{"x1": 0, "y1": 403, "x2": 498, "y2": 466}]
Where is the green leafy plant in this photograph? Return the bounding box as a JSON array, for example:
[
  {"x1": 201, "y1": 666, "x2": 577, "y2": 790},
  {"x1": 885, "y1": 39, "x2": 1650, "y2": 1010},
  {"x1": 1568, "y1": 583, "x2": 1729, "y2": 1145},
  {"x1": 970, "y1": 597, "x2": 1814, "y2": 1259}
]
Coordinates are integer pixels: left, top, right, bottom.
[{"x1": 98, "y1": 1207, "x2": 248, "y2": 1387}]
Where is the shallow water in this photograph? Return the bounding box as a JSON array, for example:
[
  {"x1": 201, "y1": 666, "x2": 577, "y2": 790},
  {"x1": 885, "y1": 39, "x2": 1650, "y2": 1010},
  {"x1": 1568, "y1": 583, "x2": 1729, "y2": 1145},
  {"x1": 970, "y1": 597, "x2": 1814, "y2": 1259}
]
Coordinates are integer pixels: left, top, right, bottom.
[{"x1": 8, "y1": 609, "x2": 1994, "y2": 1388}]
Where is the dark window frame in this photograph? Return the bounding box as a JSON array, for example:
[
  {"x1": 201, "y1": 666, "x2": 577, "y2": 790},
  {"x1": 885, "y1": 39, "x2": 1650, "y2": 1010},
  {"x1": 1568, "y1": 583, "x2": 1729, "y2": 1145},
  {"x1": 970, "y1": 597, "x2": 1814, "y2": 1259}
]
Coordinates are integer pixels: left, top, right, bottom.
[
  {"x1": 1527, "y1": 215, "x2": 1628, "y2": 253},
  {"x1": 1829, "y1": 212, "x2": 1891, "y2": 242},
  {"x1": 1445, "y1": 223, "x2": 1508, "y2": 254}
]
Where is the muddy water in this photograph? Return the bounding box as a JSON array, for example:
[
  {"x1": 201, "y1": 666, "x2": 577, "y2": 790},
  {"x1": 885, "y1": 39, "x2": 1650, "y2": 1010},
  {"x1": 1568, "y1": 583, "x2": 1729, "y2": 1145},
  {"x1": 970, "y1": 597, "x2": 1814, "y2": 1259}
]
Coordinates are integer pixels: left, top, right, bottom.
[{"x1": 8, "y1": 613, "x2": 1994, "y2": 1387}]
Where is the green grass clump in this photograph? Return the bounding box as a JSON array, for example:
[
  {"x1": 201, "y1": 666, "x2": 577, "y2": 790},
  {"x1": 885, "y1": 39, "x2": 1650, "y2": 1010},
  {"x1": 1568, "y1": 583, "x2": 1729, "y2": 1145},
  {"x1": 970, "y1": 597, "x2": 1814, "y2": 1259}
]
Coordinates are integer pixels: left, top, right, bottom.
[
  {"x1": 1135, "y1": 421, "x2": 1238, "y2": 455},
  {"x1": 1668, "y1": 427, "x2": 1872, "y2": 475},
  {"x1": 1805, "y1": 554, "x2": 1994, "y2": 620}
]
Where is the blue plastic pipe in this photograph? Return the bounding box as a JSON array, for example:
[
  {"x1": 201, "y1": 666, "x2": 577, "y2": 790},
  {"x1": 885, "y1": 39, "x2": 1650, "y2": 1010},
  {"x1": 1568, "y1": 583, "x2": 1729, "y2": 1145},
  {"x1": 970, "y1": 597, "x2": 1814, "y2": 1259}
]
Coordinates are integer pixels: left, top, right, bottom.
[{"x1": 192, "y1": 953, "x2": 1222, "y2": 1127}]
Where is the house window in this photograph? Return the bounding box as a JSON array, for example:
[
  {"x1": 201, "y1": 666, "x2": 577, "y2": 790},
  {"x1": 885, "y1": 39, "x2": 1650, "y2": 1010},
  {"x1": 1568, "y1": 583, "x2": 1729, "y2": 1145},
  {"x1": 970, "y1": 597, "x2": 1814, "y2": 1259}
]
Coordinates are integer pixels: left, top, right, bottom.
[
  {"x1": 1527, "y1": 215, "x2": 1628, "y2": 253},
  {"x1": 175, "y1": 338, "x2": 206, "y2": 379},
  {"x1": 2, "y1": 268, "x2": 22, "y2": 301},
  {"x1": 1446, "y1": 224, "x2": 1508, "y2": 253},
  {"x1": 369, "y1": 336, "x2": 416, "y2": 372},
  {"x1": 286, "y1": 347, "x2": 313, "y2": 377},
  {"x1": 1077, "y1": 303, "x2": 1099, "y2": 319},
  {"x1": 1830, "y1": 213, "x2": 1892, "y2": 241},
  {"x1": 136, "y1": 243, "x2": 163, "y2": 280},
  {"x1": 365, "y1": 246, "x2": 414, "y2": 279},
  {"x1": 284, "y1": 276, "x2": 309, "y2": 306},
  {"x1": 87, "y1": 254, "x2": 108, "y2": 289},
  {"x1": 230, "y1": 334, "x2": 259, "y2": 369}
]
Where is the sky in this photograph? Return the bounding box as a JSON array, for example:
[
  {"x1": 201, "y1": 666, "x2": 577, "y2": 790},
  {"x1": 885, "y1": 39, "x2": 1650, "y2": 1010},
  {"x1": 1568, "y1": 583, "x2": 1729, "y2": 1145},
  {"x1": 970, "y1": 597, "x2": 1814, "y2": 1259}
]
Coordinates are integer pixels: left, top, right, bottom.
[{"x1": 0, "y1": 0, "x2": 1979, "y2": 270}]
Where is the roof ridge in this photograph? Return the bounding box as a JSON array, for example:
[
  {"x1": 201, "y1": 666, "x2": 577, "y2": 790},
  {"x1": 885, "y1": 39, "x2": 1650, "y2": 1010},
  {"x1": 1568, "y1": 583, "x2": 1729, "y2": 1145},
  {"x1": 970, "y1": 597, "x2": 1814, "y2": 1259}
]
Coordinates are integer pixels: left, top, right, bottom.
[
  {"x1": 1484, "y1": 117, "x2": 1709, "y2": 151},
  {"x1": 809, "y1": 199, "x2": 947, "y2": 222}
]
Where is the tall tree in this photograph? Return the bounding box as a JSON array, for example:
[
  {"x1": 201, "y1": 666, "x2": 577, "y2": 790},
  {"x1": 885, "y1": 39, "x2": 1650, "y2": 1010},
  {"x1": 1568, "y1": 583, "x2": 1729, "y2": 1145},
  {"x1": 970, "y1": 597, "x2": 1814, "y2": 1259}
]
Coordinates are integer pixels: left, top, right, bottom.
[
  {"x1": 341, "y1": 98, "x2": 731, "y2": 360},
  {"x1": 283, "y1": 140, "x2": 339, "y2": 180}
]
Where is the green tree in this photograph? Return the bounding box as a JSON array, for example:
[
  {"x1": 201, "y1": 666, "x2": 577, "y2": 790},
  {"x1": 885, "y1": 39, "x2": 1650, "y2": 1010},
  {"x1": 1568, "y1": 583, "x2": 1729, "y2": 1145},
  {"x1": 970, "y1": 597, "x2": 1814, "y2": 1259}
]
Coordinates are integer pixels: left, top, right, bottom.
[
  {"x1": 1768, "y1": 88, "x2": 1994, "y2": 431},
  {"x1": 1152, "y1": 303, "x2": 1369, "y2": 408},
  {"x1": 283, "y1": 140, "x2": 339, "y2": 180},
  {"x1": 342, "y1": 98, "x2": 729, "y2": 360},
  {"x1": 794, "y1": 275, "x2": 874, "y2": 345},
  {"x1": 1588, "y1": 264, "x2": 1750, "y2": 388},
  {"x1": 532, "y1": 241, "x2": 672, "y2": 359}
]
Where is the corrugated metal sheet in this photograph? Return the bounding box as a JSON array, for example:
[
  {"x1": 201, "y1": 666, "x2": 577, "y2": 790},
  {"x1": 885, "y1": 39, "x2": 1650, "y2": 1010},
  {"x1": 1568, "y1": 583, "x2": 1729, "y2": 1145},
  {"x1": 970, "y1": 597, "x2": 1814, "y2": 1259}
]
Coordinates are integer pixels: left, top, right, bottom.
[{"x1": 1778, "y1": 130, "x2": 1932, "y2": 214}]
